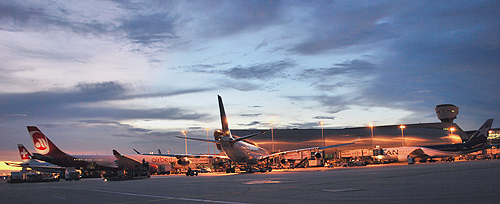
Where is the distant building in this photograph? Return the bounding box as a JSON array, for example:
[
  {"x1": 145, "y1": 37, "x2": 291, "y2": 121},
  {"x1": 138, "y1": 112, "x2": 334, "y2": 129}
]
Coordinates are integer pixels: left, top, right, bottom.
[
  {"x1": 233, "y1": 122, "x2": 466, "y2": 155},
  {"x1": 488, "y1": 129, "x2": 500, "y2": 143},
  {"x1": 232, "y1": 104, "x2": 474, "y2": 156}
]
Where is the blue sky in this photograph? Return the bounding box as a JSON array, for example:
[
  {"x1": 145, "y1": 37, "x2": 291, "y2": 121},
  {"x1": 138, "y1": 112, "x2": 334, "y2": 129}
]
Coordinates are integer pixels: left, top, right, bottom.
[{"x1": 1, "y1": 0, "x2": 499, "y2": 169}]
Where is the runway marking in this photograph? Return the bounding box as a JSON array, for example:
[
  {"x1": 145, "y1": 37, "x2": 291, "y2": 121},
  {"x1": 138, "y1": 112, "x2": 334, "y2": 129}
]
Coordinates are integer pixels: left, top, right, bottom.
[
  {"x1": 321, "y1": 188, "x2": 363, "y2": 193},
  {"x1": 50, "y1": 187, "x2": 251, "y2": 204},
  {"x1": 51, "y1": 195, "x2": 67, "y2": 200},
  {"x1": 243, "y1": 179, "x2": 296, "y2": 185},
  {"x1": 244, "y1": 180, "x2": 281, "y2": 184}
]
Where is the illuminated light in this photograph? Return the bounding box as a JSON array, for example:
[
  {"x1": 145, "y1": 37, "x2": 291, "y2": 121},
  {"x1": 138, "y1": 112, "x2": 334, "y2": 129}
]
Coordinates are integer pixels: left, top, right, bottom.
[
  {"x1": 449, "y1": 127, "x2": 456, "y2": 135},
  {"x1": 268, "y1": 119, "x2": 276, "y2": 154},
  {"x1": 369, "y1": 123, "x2": 374, "y2": 148},
  {"x1": 400, "y1": 125, "x2": 406, "y2": 147},
  {"x1": 182, "y1": 130, "x2": 188, "y2": 155},
  {"x1": 320, "y1": 121, "x2": 325, "y2": 147},
  {"x1": 205, "y1": 126, "x2": 210, "y2": 154}
]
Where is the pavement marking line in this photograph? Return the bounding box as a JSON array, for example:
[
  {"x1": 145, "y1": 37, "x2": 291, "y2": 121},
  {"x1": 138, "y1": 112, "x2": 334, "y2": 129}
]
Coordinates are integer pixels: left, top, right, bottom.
[
  {"x1": 321, "y1": 188, "x2": 363, "y2": 193},
  {"x1": 51, "y1": 195, "x2": 67, "y2": 200},
  {"x1": 210, "y1": 162, "x2": 500, "y2": 196},
  {"x1": 50, "y1": 187, "x2": 251, "y2": 204}
]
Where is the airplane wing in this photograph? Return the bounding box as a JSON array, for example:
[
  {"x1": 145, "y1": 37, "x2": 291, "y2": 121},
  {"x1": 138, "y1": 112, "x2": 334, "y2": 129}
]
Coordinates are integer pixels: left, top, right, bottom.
[
  {"x1": 5, "y1": 162, "x2": 64, "y2": 173},
  {"x1": 175, "y1": 136, "x2": 220, "y2": 144},
  {"x1": 231, "y1": 131, "x2": 266, "y2": 143},
  {"x1": 4, "y1": 162, "x2": 22, "y2": 167},
  {"x1": 141, "y1": 152, "x2": 229, "y2": 159},
  {"x1": 176, "y1": 131, "x2": 265, "y2": 144},
  {"x1": 113, "y1": 150, "x2": 143, "y2": 169},
  {"x1": 259, "y1": 137, "x2": 360, "y2": 160}
]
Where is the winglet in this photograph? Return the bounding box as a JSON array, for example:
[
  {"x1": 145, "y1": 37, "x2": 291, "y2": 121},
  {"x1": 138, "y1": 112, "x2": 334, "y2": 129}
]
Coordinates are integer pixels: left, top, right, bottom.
[
  {"x1": 133, "y1": 149, "x2": 141, "y2": 154},
  {"x1": 112, "y1": 149, "x2": 121, "y2": 157}
]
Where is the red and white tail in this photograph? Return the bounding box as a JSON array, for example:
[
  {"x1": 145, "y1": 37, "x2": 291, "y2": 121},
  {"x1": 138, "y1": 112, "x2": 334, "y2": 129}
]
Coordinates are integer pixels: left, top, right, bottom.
[
  {"x1": 17, "y1": 144, "x2": 32, "y2": 163},
  {"x1": 27, "y1": 126, "x2": 68, "y2": 157}
]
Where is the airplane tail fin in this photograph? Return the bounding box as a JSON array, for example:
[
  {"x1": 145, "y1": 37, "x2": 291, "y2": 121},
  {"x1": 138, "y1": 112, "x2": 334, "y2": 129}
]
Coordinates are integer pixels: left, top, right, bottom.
[
  {"x1": 218, "y1": 95, "x2": 232, "y2": 137},
  {"x1": 17, "y1": 144, "x2": 32, "y2": 163},
  {"x1": 27, "y1": 126, "x2": 68, "y2": 157},
  {"x1": 465, "y1": 119, "x2": 494, "y2": 144}
]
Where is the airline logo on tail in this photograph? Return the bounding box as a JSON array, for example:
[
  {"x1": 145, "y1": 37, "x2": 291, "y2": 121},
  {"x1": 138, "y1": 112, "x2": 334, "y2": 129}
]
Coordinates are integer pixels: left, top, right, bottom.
[
  {"x1": 17, "y1": 144, "x2": 32, "y2": 162},
  {"x1": 31, "y1": 131, "x2": 50, "y2": 155}
]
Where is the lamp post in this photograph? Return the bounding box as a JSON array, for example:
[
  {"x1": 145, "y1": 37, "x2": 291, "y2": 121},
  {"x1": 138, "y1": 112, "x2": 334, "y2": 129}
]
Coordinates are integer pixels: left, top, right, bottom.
[
  {"x1": 400, "y1": 125, "x2": 406, "y2": 147},
  {"x1": 205, "y1": 127, "x2": 210, "y2": 154},
  {"x1": 369, "y1": 123, "x2": 374, "y2": 149},
  {"x1": 268, "y1": 119, "x2": 276, "y2": 153},
  {"x1": 489, "y1": 130, "x2": 493, "y2": 145},
  {"x1": 320, "y1": 121, "x2": 325, "y2": 147},
  {"x1": 181, "y1": 130, "x2": 188, "y2": 154}
]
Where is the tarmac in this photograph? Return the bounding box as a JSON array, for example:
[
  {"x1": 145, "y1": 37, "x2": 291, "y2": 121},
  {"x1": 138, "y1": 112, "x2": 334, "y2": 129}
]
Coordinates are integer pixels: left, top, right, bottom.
[{"x1": 2, "y1": 159, "x2": 500, "y2": 204}]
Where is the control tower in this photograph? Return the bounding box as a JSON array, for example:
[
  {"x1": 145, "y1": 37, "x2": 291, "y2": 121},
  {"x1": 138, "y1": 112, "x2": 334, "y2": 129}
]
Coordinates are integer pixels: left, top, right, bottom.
[{"x1": 435, "y1": 104, "x2": 459, "y2": 123}]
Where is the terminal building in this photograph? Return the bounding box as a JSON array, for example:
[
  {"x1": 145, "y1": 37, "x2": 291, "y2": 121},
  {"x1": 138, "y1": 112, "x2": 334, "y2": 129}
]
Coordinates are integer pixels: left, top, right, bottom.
[{"x1": 232, "y1": 104, "x2": 477, "y2": 158}]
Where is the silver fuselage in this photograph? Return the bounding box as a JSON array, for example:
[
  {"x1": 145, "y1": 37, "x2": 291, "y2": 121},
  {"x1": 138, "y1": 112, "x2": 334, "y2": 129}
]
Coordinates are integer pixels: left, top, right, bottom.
[{"x1": 220, "y1": 139, "x2": 269, "y2": 165}]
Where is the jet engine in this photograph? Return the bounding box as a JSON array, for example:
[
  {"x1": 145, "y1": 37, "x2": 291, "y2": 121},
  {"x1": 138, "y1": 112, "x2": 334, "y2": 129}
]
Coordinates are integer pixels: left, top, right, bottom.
[
  {"x1": 149, "y1": 164, "x2": 158, "y2": 174},
  {"x1": 314, "y1": 152, "x2": 322, "y2": 159},
  {"x1": 214, "y1": 129, "x2": 223, "y2": 150},
  {"x1": 177, "y1": 158, "x2": 191, "y2": 166},
  {"x1": 280, "y1": 158, "x2": 287, "y2": 164}
]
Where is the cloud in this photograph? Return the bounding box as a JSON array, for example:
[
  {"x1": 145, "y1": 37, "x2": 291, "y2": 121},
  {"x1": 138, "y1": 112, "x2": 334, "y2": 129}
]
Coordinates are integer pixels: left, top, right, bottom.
[
  {"x1": 119, "y1": 13, "x2": 179, "y2": 45},
  {"x1": 359, "y1": 1, "x2": 500, "y2": 113},
  {"x1": 222, "y1": 59, "x2": 296, "y2": 80},
  {"x1": 314, "y1": 116, "x2": 335, "y2": 120},
  {"x1": 313, "y1": 95, "x2": 351, "y2": 114},
  {"x1": 239, "y1": 113, "x2": 262, "y2": 117},
  {"x1": 288, "y1": 1, "x2": 398, "y2": 55},
  {"x1": 0, "y1": 1, "x2": 114, "y2": 35},
  {"x1": 194, "y1": 1, "x2": 285, "y2": 38},
  {"x1": 299, "y1": 59, "x2": 377, "y2": 83},
  {"x1": 0, "y1": 81, "x2": 210, "y2": 122},
  {"x1": 237, "y1": 121, "x2": 261, "y2": 127},
  {"x1": 254, "y1": 39, "x2": 268, "y2": 51}
]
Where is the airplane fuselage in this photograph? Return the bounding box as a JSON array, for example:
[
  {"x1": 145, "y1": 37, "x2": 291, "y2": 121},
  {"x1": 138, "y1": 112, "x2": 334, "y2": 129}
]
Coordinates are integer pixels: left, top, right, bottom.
[
  {"x1": 221, "y1": 140, "x2": 269, "y2": 165},
  {"x1": 33, "y1": 153, "x2": 179, "y2": 170},
  {"x1": 376, "y1": 142, "x2": 487, "y2": 161}
]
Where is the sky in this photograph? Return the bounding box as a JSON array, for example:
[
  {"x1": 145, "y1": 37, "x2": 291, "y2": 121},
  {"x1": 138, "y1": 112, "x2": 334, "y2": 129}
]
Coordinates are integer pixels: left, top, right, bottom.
[{"x1": 0, "y1": 0, "x2": 499, "y2": 173}]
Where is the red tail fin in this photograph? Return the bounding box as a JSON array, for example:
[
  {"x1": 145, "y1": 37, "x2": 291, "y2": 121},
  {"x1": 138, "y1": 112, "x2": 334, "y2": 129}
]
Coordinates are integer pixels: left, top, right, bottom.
[
  {"x1": 27, "y1": 126, "x2": 68, "y2": 157},
  {"x1": 17, "y1": 144, "x2": 32, "y2": 163}
]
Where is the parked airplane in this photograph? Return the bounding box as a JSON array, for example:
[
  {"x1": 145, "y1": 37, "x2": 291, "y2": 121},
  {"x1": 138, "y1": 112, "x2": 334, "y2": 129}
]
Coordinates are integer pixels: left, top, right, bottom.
[
  {"x1": 374, "y1": 118, "x2": 494, "y2": 162},
  {"x1": 5, "y1": 144, "x2": 64, "y2": 173},
  {"x1": 163, "y1": 95, "x2": 359, "y2": 173},
  {"x1": 28, "y1": 126, "x2": 226, "y2": 175}
]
